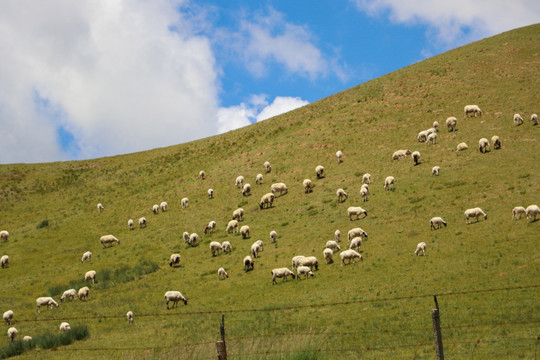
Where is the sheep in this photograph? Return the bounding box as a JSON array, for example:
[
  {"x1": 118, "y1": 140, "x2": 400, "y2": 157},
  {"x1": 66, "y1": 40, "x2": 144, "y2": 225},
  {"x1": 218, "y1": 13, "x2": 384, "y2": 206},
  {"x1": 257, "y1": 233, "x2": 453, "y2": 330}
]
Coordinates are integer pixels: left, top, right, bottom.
[
  {"x1": 218, "y1": 267, "x2": 229, "y2": 280},
  {"x1": 426, "y1": 127, "x2": 437, "y2": 135},
  {"x1": 412, "y1": 151, "x2": 421, "y2": 165},
  {"x1": 100, "y1": 234, "x2": 120, "y2": 248},
  {"x1": 263, "y1": 161, "x2": 272, "y2": 173},
  {"x1": 433, "y1": 121, "x2": 439, "y2": 131},
  {"x1": 85, "y1": 270, "x2": 97, "y2": 284},
  {"x1": 512, "y1": 206, "x2": 526, "y2": 220},
  {"x1": 532, "y1": 114, "x2": 538, "y2": 126},
  {"x1": 23, "y1": 336, "x2": 32, "y2": 342},
  {"x1": 97, "y1": 203, "x2": 104, "y2": 213},
  {"x1": 235, "y1": 175, "x2": 244, "y2": 188},
  {"x1": 271, "y1": 182, "x2": 288, "y2": 196},
  {"x1": 464, "y1": 207, "x2": 487, "y2": 224},
  {"x1": 446, "y1": 117, "x2": 457, "y2": 132},
  {"x1": 0, "y1": 230, "x2": 9, "y2": 242},
  {"x1": 139, "y1": 217, "x2": 147, "y2": 228},
  {"x1": 182, "y1": 232, "x2": 190, "y2": 243},
  {"x1": 291, "y1": 255, "x2": 305, "y2": 269},
  {"x1": 259, "y1": 193, "x2": 275, "y2": 210},
  {"x1": 153, "y1": 204, "x2": 159, "y2": 214},
  {"x1": 414, "y1": 242, "x2": 427, "y2": 256},
  {"x1": 232, "y1": 208, "x2": 244, "y2": 221},
  {"x1": 432, "y1": 166, "x2": 440, "y2": 176},
  {"x1": 243, "y1": 255, "x2": 254, "y2": 272},
  {"x1": 360, "y1": 186, "x2": 369, "y2": 202},
  {"x1": 478, "y1": 138, "x2": 490, "y2": 153},
  {"x1": 1, "y1": 255, "x2": 9, "y2": 269},
  {"x1": 7, "y1": 327, "x2": 17, "y2": 342},
  {"x1": 456, "y1": 142, "x2": 468, "y2": 152},
  {"x1": 188, "y1": 233, "x2": 199, "y2": 246},
  {"x1": 240, "y1": 225, "x2": 250, "y2": 239},
  {"x1": 126, "y1": 311, "x2": 134, "y2": 324},
  {"x1": 430, "y1": 217, "x2": 447, "y2": 230},
  {"x1": 81, "y1": 251, "x2": 92, "y2": 263},
  {"x1": 337, "y1": 188, "x2": 348, "y2": 202},
  {"x1": 348, "y1": 206, "x2": 367, "y2": 220},
  {"x1": 340, "y1": 249, "x2": 363, "y2": 265},
  {"x1": 242, "y1": 183, "x2": 252, "y2": 197},
  {"x1": 336, "y1": 150, "x2": 343, "y2": 163},
  {"x1": 348, "y1": 227, "x2": 368, "y2": 241},
  {"x1": 256, "y1": 173, "x2": 263, "y2": 184},
  {"x1": 464, "y1": 105, "x2": 482, "y2": 117},
  {"x1": 296, "y1": 266, "x2": 314, "y2": 280},
  {"x1": 160, "y1": 201, "x2": 168, "y2": 212},
  {"x1": 323, "y1": 248, "x2": 334, "y2": 264},
  {"x1": 297, "y1": 256, "x2": 319, "y2": 271},
  {"x1": 513, "y1": 113, "x2": 524, "y2": 126},
  {"x1": 60, "y1": 289, "x2": 77, "y2": 302},
  {"x1": 417, "y1": 130, "x2": 428, "y2": 142},
  {"x1": 164, "y1": 291, "x2": 187, "y2": 309},
  {"x1": 209, "y1": 241, "x2": 223, "y2": 256},
  {"x1": 426, "y1": 133, "x2": 437, "y2": 145},
  {"x1": 169, "y1": 254, "x2": 181, "y2": 267},
  {"x1": 491, "y1": 136, "x2": 501, "y2": 150},
  {"x1": 204, "y1": 220, "x2": 216, "y2": 234},
  {"x1": 199, "y1": 170, "x2": 206, "y2": 180},
  {"x1": 303, "y1": 179, "x2": 313, "y2": 194},
  {"x1": 384, "y1": 176, "x2": 395, "y2": 191},
  {"x1": 325, "y1": 240, "x2": 341, "y2": 253},
  {"x1": 254, "y1": 239, "x2": 264, "y2": 251},
  {"x1": 334, "y1": 230, "x2": 341, "y2": 242},
  {"x1": 251, "y1": 241, "x2": 262, "y2": 258},
  {"x1": 392, "y1": 149, "x2": 412, "y2": 160},
  {"x1": 271, "y1": 268, "x2": 295, "y2": 284},
  {"x1": 128, "y1": 219, "x2": 134, "y2": 230},
  {"x1": 226, "y1": 220, "x2": 239, "y2": 234},
  {"x1": 222, "y1": 241, "x2": 232, "y2": 254},
  {"x1": 181, "y1": 197, "x2": 189, "y2": 208},
  {"x1": 526, "y1": 205, "x2": 540, "y2": 222},
  {"x1": 270, "y1": 230, "x2": 277, "y2": 243},
  {"x1": 36, "y1": 297, "x2": 59, "y2": 312},
  {"x1": 349, "y1": 237, "x2": 363, "y2": 251},
  {"x1": 3, "y1": 310, "x2": 13, "y2": 325},
  {"x1": 208, "y1": 188, "x2": 214, "y2": 199},
  {"x1": 315, "y1": 165, "x2": 325, "y2": 179},
  {"x1": 78, "y1": 287, "x2": 90, "y2": 301},
  {"x1": 362, "y1": 173, "x2": 371, "y2": 184}
]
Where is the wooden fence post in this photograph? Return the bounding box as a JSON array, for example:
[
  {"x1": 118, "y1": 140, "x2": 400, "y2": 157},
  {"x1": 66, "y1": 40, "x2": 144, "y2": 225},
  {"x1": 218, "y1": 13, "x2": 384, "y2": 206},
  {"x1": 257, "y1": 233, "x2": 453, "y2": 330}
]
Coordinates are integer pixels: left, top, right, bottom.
[
  {"x1": 216, "y1": 314, "x2": 227, "y2": 360},
  {"x1": 432, "y1": 294, "x2": 444, "y2": 360}
]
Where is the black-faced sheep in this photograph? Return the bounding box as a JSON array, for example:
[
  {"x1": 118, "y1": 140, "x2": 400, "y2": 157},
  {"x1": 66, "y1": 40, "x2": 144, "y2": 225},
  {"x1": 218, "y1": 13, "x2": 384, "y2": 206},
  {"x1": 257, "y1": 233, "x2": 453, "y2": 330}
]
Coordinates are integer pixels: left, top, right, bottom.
[
  {"x1": 242, "y1": 183, "x2": 251, "y2": 196},
  {"x1": 446, "y1": 117, "x2": 457, "y2": 132},
  {"x1": 259, "y1": 193, "x2": 275, "y2": 209},
  {"x1": 303, "y1": 179, "x2": 313, "y2": 193},
  {"x1": 78, "y1": 287, "x2": 89, "y2": 301},
  {"x1": 336, "y1": 188, "x2": 348, "y2": 202},
  {"x1": 240, "y1": 225, "x2": 250, "y2": 239},
  {"x1": 271, "y1": 268, "x2": 295, "y2": 284},
  {"x1": 126, "y1": 311, "x2": 134, "y2": 324},
  {"x1": 491, "y1": 136, "x2": 501, "y2": 149},
  {"x1": 243, "y1": 255, "x2": 254, "y2": 272},
  {"x1": 169, "y1": 254, "x2": 181, "y2": 267},
  {"x1": 208, "y1": 188, "x2": 214, "y2": 199},
  {"x1": 336, "y1": 150, "x2": 343, "y2": 163},
  {"x1": 139, "y1": 217, "x2": 147, "y2": 228},
  {"x1": 60, "y1": 289, "x2": 77, "y2": 302},
  {"x1": 270, "y1": 230, "x2": 277, "y2": 243},
  {"x1": 97, "y1": 203, "x2": 104, "y2": 213},
  {"x1": 323, "y1": 248, "x2": 333, "y2": 264},
  {"x1": 526, "y1": 205, "x2": 540, "y2": 222},
  {"x1": 7, "y1": 327, "x2": 17, "y2": 342},
  {"x1": 226, "y1": 220, "x2": 239, "y2": 233},
  {"x1": 210, "y1": 241, "x2": 223, "y2": 256},
  {"x1": 430, "y1": 217, "x2": 447, "y2": 230},
  {"x1": 81, "y1": 251, "x2": 92, "y2": 263},
  {"x1": 199, "y1": 170, "x2": 206, "y2": 180},
  {"x1": 348, "y1": 206, "x2": 367, "y2": 220},
  {"x1": 256, "y1": 173, "x2": 263, "y2": 184},
  {"x1": 464, "y1": 207, "x2": 487, "y2": 224},
  {"x1": 296, "y1": 266, "x2": 314, "y2": 280},
  {"x1": 464, "y1": 105, "x2": 482, "y2": 117},
  {"x1": 153, "y1": 204, "x2": 159, "y2": 214},
  {"x1": 315, "y1": 165, "x2": 325, "y2": 179},
  {"x1": 478, "y1": 138, "x2": 490, "y2": 153},
  {"x1": 218, "y1": 267, "x2": 229, "y2": 280},
  {"x1": 340, "y1": 249, "x2": 363, "y2": 265},
  {"x1": 204, "y1": 220, "x2": 216, "y2": 234},
  {"x1": 128, "y1": 219, "x2": 134, "y2": 230},
  {"x1": 232, "y1": 208, "x2": 244, "y2": 221},
  {"x1": 532, "y1": 114, "x2": 538, "y2": 126},
  {"x1": 263, "y1": 161, "x2": 272, "y2": 173},
  {"x1": 36, "y1": 297, "x2": 58, "y2": 312},
  {"x1": 235, "y1": 176, "x2": 244, "y2": 188},
  {"x1": 362, "y1": 173, "x2": 371, "y2": 184},
  {"x1": 181, "y1": 197, "x2": 188, "y2": 208},
  {"x1": 384, "y1": 176, "x2": 395, "y2": 191},
  {"x1": 100, "y1": 235, "x2": 120, "y2": 248},
  {"x1": 0, "y1": 231, "x2": 9, "y2": 242},
  {"x1": 348, "y1": 227, "x2": 368, "y2": 241},
  {"x1": 3, "y1": 310, "x2": 14, "y2": 325},
  {"x1": 1, "y1": 255, "x2": 9, "y2": 268},
  {"x1": 392, "y1": 149, "x2": 411, "y2": 160},
  {"x1": 160, "y1": 202, "x2": 168, "y2": 212},
  {"x1": 412, "y1": 151, "x2": 421, "y2": 165},
  {"x1": 164, "y1": 291, "x2": 187, "y2": 309},
  {"x1": 432, "y1": 166, "x2": 440, "y2": 176},
  {"x1": 513, "y1": 113, "x2": 524, "y2": 126}
]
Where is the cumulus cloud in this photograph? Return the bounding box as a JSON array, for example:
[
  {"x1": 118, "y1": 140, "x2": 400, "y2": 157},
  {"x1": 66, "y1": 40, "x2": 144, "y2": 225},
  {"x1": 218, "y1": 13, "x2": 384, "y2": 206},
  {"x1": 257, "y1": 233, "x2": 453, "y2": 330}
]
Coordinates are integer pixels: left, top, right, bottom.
[{"x1": 256, "y1": 96, "x2": 309, "y2": 122}]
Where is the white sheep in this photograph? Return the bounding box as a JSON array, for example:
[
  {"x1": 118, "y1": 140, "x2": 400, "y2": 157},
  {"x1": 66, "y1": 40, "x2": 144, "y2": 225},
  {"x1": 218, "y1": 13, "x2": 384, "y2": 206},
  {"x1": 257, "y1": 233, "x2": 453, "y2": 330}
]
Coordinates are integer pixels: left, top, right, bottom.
[
  {"x1": 464, "y1": 105, "x2": 482, "y2": 117},
  {"x1": 97, "y1": 203, "x2": 104, "y2": 213},
  {"x1": 226, "y1": 220, "x2": 239, "y2": 233},
  {"x1": 204, "y1": 220, "x2": 216, "y2": 234},
  {"x1": 512, "y1": 206, "x2": 526, "y2": 220},
  {"x1": 362, "y1": 173, "x2": 371, "y2": 184},
  {"x1": 240, "y1": 225, "x2": 250, "y2": 239},
  {"x1": 513, "y1": 113, "x2": 524, "y2": 126},
  {"x1": 526, "y1": 205, "x2": 540, "y2": 222},
  {"x1": 456, "y1": 142, "x2": 468, "y2": 152},
  {"x1": 296, "y1": 266, "x2": 314, "y2": 280},
  {"x1": 417, "y1": 130, "x2": 428, "y2": 142},
  {"x1": 85, "y1": 270, "x2": 97, "y2": 284},
  {"x1": 325, "y1": 240, "x2": 341, "y2": 253},
  {"x1": 23, "y1": 336, "x2": 32, "y2": 341},
  {"x1": 349, "y1": 237, "x2": 362, "y2": 251},
  {"x1": 36, "y1": 297, "x2": 59, "y2": 312},
  {"x1": 446, "y1": 117, "x2": 457, "y2": 132},
  {"x1": 251, "y1": 241, "x2": 262, "y2": 258},
  {"x1": 426, "y1": 127, "x2": 437, "y2": 135},
  {"x1": 360, "y1": 186, "x2": 369, "y2": 202},
  {"x1": 243, "y1": 255, "x2": 254, "y2": 272},
  {"x1": 392, "y1": 149, "x2": 412, "y2": 160},
  {"x1": 491, "y1": 136, "x2": 501, "y2": 150},
  {"x1": 270, "y1": 230, "x2": 277, "y2": 243},
  {"x1": 348, "y1": 206, "x2": 367, "y2": 220},
  {"x1": 222, "y1": 241, "x2": 232, "y2": 254},
  {"x1": 242, "y1": 183, "x2": 252, "y2": 197},
  {"x1": 323, "y1": 248, "x2": 334, "y2": 264},
  {"x1": 218, "y1": 267, "x2": 229, "y2": 280},
  {"x1": 60, "y1": 289, "x2": 77, "y2": 302},
  {"x1": 426, "y1": 132, "x2": 437, "y2": 145},
  {"x1": 315, "y1": 165, "x2": 325, "y2": 179},
  {"x1": 433, "y1": 121, "x2": 439, "y2": 131},
  {"x1": 210, "y1": 241, "x2": 223, "y2": 256},
  {"x1": 128, "y1": 219, "x2": 134, "y2": 230},
  {"x1": 0, "y1": 230, "x2": 9, "y2": 242},
  {"x1": 182, "y1": 232, "x2": 190, "y2": 243},
  {"x1": 271, "y1": 182, "x2": 288, "y2": 196},
  {"x1": 3, "y1": 310, "x2": 14, "y2": 325},
  {"x1": 384, "y1": 176, "x2": 395, "y2": 191},
  {"x1": 478, "y1": 138, "x2": 490, "y2": 153},
  {"x1": 208, "y1": 188, "x2": 214, "y2": 199},
  {"x1": 348, "y1": 227, "x2": 368, "y2": 241},
  {"x1": 532, "y1": 114, "x2": 538, "y2": 126},
  {"x1": 432, "y1": 166, "x2": 440, "y2": 176},
  {"x1": 336, "y1": 150, "x2": 343, "y2": 163},
  {"x1": 340, "y1": 249, "x2": 363, "y2": 266},
  {"x1": 336, "y1": 188, "x2": 349, "y2": 202},
  {"x1": 164, "y1": 291, "x2": 187, "y2": 309},
  {"x1": 415, "y1": 242, "x2": 427, "y2": 256},
  {"x1": 160, "y1": 201, "x2": 168, "y2": 212},
  {"x1": 139, "y1": 217, "x2": 147, "y2": 228},
  {"x1": 126, "y1": 311, "x2": 134, "y2": 324},
  {"x1": 256, "y1": 173, "x2": 263, "y2": 184},
  {"x1": 412, "y1": 151, "x2": 421, "y2": 165},
  {"x1": 235, "y1": 175, "x2": 244, "y2": 188},
  {"x1": 464, "y1": 207, "x2": 487, "y2": 224},
  {"x1": 254, "y1": 239, "x2": 264, "y2": 251},
  {"x1": 188, "y1": 233, "x2": 199, "y2": 246},
  {"x1": 152, "y1": 204, "x2": 159, "y2": 214},
  {"x1": 78, "y1": 287, "x2": 90, "y2": 301},
  {"x1": 169, "y1": 254, "x2": 181, "y2": 267},
  {"x1": 263, "y1": 161, "x2": 272, "y2": 173},
  {"x1": 7, "y1": 327, "x2": 17, "y2": 342},
  {"x1": 199, "y1": 170, "x2": 206, "y2": 180},
  {"x1": 232, "y1": 208, "x2": 244, "y2": 221},
  {"x1": 303, "y1": 179, "x2": 313, "y2": 194},
  {"x1": 181, "y1": 197, "x2": 189, "y2": 208},
  {"x1": 430, "y1": 217, "x2": 447, "y2": 230},
  {"x1": 334, "y1": 229, "x2": 341, "y2": 242},
  {"x1": 100, "y1": 234, "x2": 120, "y2": 248},
  {"x1": 1, "y1": 255, "x2": 9, "y2": 269},
  {"x1": 259, "y1": 193, "x2": 275, "y2": 210},
  {"x1": 271, "y1": 268, "x2": 295, "y2": 284},
  {"x1": 297, "y1": 256, "x2": 319, "y2": 271},
  {"x1": 81, "y1": 251, "x2": 92, "y2": 263},
  {"x1": 291, "y1": 255, "x2": 305, "y2": 269}
]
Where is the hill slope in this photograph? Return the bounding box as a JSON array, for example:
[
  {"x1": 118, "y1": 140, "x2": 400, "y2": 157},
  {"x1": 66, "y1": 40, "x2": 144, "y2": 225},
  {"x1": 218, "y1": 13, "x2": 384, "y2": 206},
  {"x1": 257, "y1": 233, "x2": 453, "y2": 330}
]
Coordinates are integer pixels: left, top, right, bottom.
[{"x1": 1, "y1": 24, "x2": 539, "y2": 359}]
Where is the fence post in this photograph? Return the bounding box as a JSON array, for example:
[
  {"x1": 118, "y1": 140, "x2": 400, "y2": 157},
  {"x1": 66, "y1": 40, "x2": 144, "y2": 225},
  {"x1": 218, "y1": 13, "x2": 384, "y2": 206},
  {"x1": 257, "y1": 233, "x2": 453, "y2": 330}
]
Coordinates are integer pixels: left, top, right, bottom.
[
  {"x1": 216, "y1": 314, "x2": 227, "y2": 360},
  {"x1": 432, "y1": 294, "x2": 444, "y2": 360}
]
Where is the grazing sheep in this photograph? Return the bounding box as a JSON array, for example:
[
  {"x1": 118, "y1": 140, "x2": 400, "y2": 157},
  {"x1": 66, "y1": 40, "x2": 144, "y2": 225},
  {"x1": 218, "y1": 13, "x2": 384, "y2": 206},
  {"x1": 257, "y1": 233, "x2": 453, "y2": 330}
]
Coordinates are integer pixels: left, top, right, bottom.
[
  {"x1": 160, "y1": 201, "x2": 168, "y2": 212},
  {"x1": 59, "y1": 322, "x2": 71, "y2": 332},
  {"x1": 0, "y1": 230, "x2": 9, "y2": 242},
  {"x1": 334, "y1": 230, "x2": 341, "y2": 242},
  {"x1": 348, "y1": 227, "x2": 368, "y2": 241},
  {"x1": 464, "y1": 207, "x2": 487, "y2": 224},
  {"x1": 349, "y1": 237, "x2": 363, "y2": 251},
  {"x1": 464, "y1": 105, "x2": 482, "y2": 117},
  {"x1": 259, "y1": 193, "x2": 275, "y2": 210},
  {"x1": 433, "y1": 121, "x2": 439, "y2": 131},
  {"x1": 348, "y1": 206, "x2": 367, "y2": 220},
  {"x1": 513, "y1": 113, "x2": 524, "y2": 126},
  {"x1": 226, "y1": 220, "x2": 239, "y2": 234},
  {"x1": 1, "y1": 255, "x2": 9, "y2": 268},
  {"x1": 153, "y1": 204, "x2": 159, "y2": 214},
  {"x1": 392, "y1": 149, "x2": 412, "y2": 160},
  {"x1": 169, "y1": 254, "x2": 181, "y2": 267},
  {"x1": 297, "y1": 256, "x2": 319, "y2": 271},
  {"x1": 242, "y1": 183, "x2": 252, "y2": 197},
  {"x1": 303, "y1": 179, "x2": 313, "y2": 194},
  {"x1": 85, "y1": 270, "x2": 97, "y2": 284},
  {"x1": 199, "y1": 170, "x2": 206, "y2": 180},
  {"x1": 235, "y1": 176, "x2": 244, "y2": 188},
  {"x1": 325, "y1": 240, "x2": 341, "y2": 253},
  {"x1": 209, "y1": 241, "x2": 223, "y2": 256},
  {"x1": 425, "y1": 127, "x2": 437, "y2": 135},
  {"x1": 243, "y1": 255, "x2": 254, "y2": 272},
  {"x1": 139, "y1": 217, "x2": 147, "y2": 228},
  {"x1": 254, "y1": 239, "x2": 264, "y2": 251},
  {"x1": 128, "y1": 219, "x2": 134, "y2": 230},
  {"x1": 271, "y1": 268, "x2": 295, "y2": 284},
  {"x1": 426, "y1": 133, "x2": 437, "y2": 145},
  {"x1": 412, "y1": 151, "x2": 421, "y2": 165},
  {"x1": 336, "y1": 150, "x2": 343, "y2": 163},
  {"x1": 323, "y1": 248, "x2": 334, "y2": 264},
  {"x1": 232, "y1": 208, "x2": 244, "y2": 221},
  {"x1": 188, "y1": 233, "x2": 199, "y2": 246},
  {"x1": 360, "y1": 186, "x2": 369, "y2": 202},
  {"x1": 384, "y1": 176, "x2": 395, "y2": 191},
  {"x1": 415, "y1": 242, "x2": 427, "y2": 256},
  {"x1": 81, "y1": 251, "x2": 92, "y2": 263},
  {"x1": 164, "y1": 291, "x2": 188, "y2": 309},
  {"x1": 251, "y1": 241, "x2": 262, "y2": 258},
  {"x1": 218, "y1": 267, "x2": 229, "y2": 280},
  {"x1": 7, "y1": 327, "x2": 17, "y2": 342},
  {"x1": 222, "y1": 241, "x2": 232, "y2": 254},
  {"x1": 315, "y1": 165, "x2": 325, "y2": 179},
  {"x1": 291, "y1": 255, "x2": 305, "y2": 269},
  {"x1": 182, "y1": 232, "x2": 190, "y2": 243},
  {"x1": 263, "y1": 161, "x2": 272, "y2": 173},
  {"x1": 271, "y1": 182, "x2": 288, "y2": 196},
  {"x1": 3, "y1": 310, "x2": 13, "y2": 325},
  {"x1": 456, "y1": 142, "x2": 468, "y2": 152},
  {"x1": 60, "y1": 289, "x2": 77, "y2": 302},
  {"x1": 526, "y1": 205, "x2": 540, "y2": 222},
  {"x1": 240, "y1": 225, "x2": 250, "y2": 239},
  {"x1": 208, "y1": 188, "x2": 214, "y2": 199},
  {"x1": 181, "y1": 197, "x2": 189, "y2": 208},
  {"x1": 296, "y1": 266, "x2": 314, "y2": 280},
  {"x1": 430, "y1": 217, "x2": 447, "y2": 230},
  {"x1": 417, "y1": 130, "x2": 428, "y2": 142},
  {"x1": 432, "y1": 166, "x2": 440, "y2": 176},
  {"x1": 23, "y1": 336, "x2": 32, "y2": 341},
  {"x1": 97, "y1": 203, "x2": 104, "y2": 213},
  {"x1": 362, "y1": 173, "x2": 371, "y2": 185},
  {"x1": 446, "y1": 117, "x2": 457, "y2": 132},
  {"x1": 512, "y1": 206, "x2": 526, "y2": 220},
  {"x1": 270, "y1": 230, "x2": 277, "y2": 243},
  {"x1": 337, "y1": 188, "x2": 349, "y2": 202},
  {"x1": 491, "y1": 136, "x2": 501, "y2": 150},
  {"x1": 78, "y1": 287, "x2": 90, "y2": 301},
  {"x1": 340, "y1": 249, "x2": 363, "y2": 266},
  {"x1": 204, "y1": 220, "x2": 216, "y2": 234},
  {"x1": 100, "y1": 234, "x2": 120, "y2": 248},
  {"x1": 36, "y1": 297, "x2": 59, "y2": 312},
  {"x1": 532, "y1": 114, "x2": 538, "y2": 126},
  {"x1": 126, "y1": 311, "x2": 134, "y2": 324},
  {"x1": 256, "y1": 173, "x2": 263, "y2": 184},
  {"x1": 478, "y1": 138, "x2": 490, "y2": 153}
]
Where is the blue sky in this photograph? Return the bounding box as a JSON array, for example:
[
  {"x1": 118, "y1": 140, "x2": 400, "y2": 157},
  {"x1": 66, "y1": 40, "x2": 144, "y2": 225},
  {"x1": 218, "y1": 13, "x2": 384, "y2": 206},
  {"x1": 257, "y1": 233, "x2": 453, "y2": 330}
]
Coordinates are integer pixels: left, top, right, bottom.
[{"x1": 0, "y1": 0, "x2": 538, "y2": 163}]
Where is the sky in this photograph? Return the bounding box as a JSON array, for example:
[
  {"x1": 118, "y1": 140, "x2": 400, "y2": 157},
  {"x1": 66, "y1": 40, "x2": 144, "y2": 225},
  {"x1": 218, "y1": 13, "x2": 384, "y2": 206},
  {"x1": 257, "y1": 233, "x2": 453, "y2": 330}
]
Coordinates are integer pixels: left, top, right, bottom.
[{"x1": 1, "y1": 0, "x2": 539, "y2": 164}]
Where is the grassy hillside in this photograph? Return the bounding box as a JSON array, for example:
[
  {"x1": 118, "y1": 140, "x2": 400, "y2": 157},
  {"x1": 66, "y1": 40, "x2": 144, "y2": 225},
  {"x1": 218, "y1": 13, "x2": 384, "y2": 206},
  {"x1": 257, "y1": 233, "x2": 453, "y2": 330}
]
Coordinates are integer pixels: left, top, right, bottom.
[{"x1": 1, "y1": 24, "x2": 539, "y2": 359}]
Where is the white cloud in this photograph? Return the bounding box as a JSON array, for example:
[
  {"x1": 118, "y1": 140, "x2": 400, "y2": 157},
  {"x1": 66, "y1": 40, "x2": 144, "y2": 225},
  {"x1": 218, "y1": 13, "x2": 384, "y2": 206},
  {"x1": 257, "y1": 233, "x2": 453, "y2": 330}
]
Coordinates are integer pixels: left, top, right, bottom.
[
  {"x1": 217, "y1": 104, "x2": 254, "y2": 133},
  {"x1": 256, "y1": 96, "x2": 308, "y2": 122}
]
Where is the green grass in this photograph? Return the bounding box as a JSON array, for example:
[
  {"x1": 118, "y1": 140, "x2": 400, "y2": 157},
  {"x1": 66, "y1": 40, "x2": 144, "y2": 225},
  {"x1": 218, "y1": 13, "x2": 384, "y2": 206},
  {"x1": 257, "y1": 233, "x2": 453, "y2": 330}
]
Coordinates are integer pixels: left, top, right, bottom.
[{"x1": 0, "y1": 24, "x2": 539, "y2": 359}]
